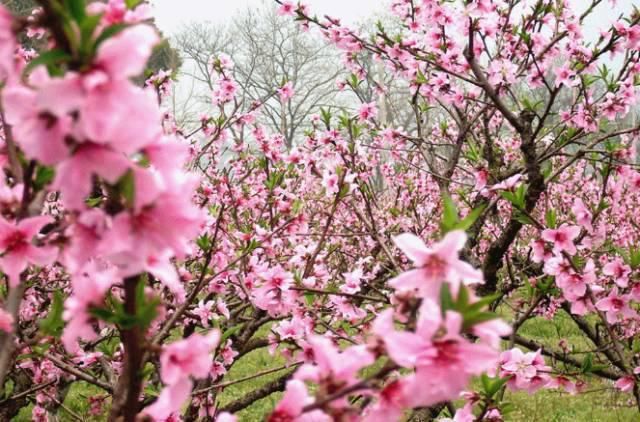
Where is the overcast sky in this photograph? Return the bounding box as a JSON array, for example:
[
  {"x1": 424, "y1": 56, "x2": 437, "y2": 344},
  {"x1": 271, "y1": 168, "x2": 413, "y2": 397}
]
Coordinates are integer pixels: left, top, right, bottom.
[
  {"x1": 152, "y1": 0, "x2": 387, "y2": 33},
  {"x1": 152, "y1": 0, "x2": 636, "y2": 37}
]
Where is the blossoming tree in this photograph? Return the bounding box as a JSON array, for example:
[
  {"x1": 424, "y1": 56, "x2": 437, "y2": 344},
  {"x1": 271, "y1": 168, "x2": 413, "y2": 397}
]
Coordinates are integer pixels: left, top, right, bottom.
[{"x1": 0, "y1": 0, "x2": 639, "y2": 421}]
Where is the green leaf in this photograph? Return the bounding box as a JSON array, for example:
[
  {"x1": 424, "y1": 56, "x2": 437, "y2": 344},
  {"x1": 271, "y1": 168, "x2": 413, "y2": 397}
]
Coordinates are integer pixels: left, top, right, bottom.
[
  {"x1": 34, "y1": 166, "x2": 55, "y2": 190},
  {"x1": 415, "y1": 69, "x2": 428, "y2": 84},
  {"x1": 481, "y1": 373, "x2": 510, "y2": 398},
  {"x1": 133, "y1": 277, "x2": 159, "y2": 330},
  {"x1": 480, "y1": 373, "x2": 491, "y2": 394},
  {"x1": 545, "y1": 209, "x2": 557, "y2": 229},
  {"x1": 124, "y1": 0, "x2": 143, "y2": 10},
  {"x1": 304, "y1": 292, "x2": 315, "y2": 306},
  {"x1": 23, "y1": 49, "x2": 72, "y2": 78},
  {"x1": 456, "y1": 283, "x2": 470, "y2": 307},
  {"x1": 440, "y1": 194, "x2": 460, "y2": 234},
  {"x1": 439, "y1": 283, "x2": 455, "y2": 314},
  {"x1": 79, "y1": 13, "x2": 103, "y2": 59},
  {"x1": 320, "y1": 107, "x2": 332, "y2": 127},
  {"x1": 64, "y1": 0, "x2": 87, "y2": 23},
  {"x1": 221, "y1": 324, "x2": 243, "y2": 343},
  {"x1": 118, "y1": 170, "x2": 136, "y2": 209},
  {"x1": 514, "y1": 183, "x2": 528, "y2": 208},
  {"x1": 454, "y1": 205, "x2": 486, "y2": 231},
  {"x1": 499, "y1": 191, "x2": 516, "y2": 204},
  {"x1": 581, "y1": 352, "x2": 593, "y2": 373},
  {"x1": 94, "y1": 23, "x2": 130, "y2": 51},
  {"x1": 85, "y1": 196, "x2": 103, "y2": 208},
  {"x1": 39, "y1": 291, "x2": 65, "y2": 337},
  {"x1": 90, "y1": 306, "x2": 118, "y2": 324},
  {"x1": 628, "y1": 247, "x2": 640, "y2": 269},
  {"x1": 196, "y1": 235, "x2": 211, "y2": 252},
  {"x1": 338, "y1": 183, "x2": 350, "y2": 199},
  {"x1": 513, "y1": 210, "x2": 535, "y2": 226},
  {"x1": 466, "y1": 292, "x2": 501, "y2": 312},
  {"x1": 462, "y1": 311, "x2": 498, "y2": 330}
]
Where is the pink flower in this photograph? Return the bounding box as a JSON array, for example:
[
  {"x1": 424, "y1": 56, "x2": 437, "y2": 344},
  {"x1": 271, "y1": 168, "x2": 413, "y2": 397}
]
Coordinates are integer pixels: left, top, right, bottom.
[
  {"x1": 555, "y1": 65, "x2": 576, "y2": 87},
  {"x1": 571, "y1": 198, "x2": 593, "y2": 233},
  {"x1": 547, "y1": 376, "x2": 577, "y2": 394},
  {"x1": 595, "y1": 288, "x2": 636, "y2": 323},
  {"x1": 363, "y1": 379, "x2": 413, "y2": 422},
  {"x1": 473, "y1": 168, "x2": 488, "y2": 191},
  {"x1": 277, "y1": 1, "x2": 297, "y2": 17},
  {"x1": 144, "y1": 330, "x2": 220, "y2": 420},
  {"x1": 102, "y1": 174, "x2": 204, "y2": 281},
  {"x1": 278, "y1": 81, "x2": 295, "y2": 101},
  {"x1": 500, "y1": 348, "x2": 551, "y2": 393},
  {"x1": 2, "y1": 82, "x2": 71, "y2": 165},
  {"x1": 95, "y1": 24, "x2": 159, "y2": 80},
  {"x1": 252, "y1": 265, "x2": 295, "y2": 316},
  {"x1": 52, "y1": 143, "x2": 130, "y2": 210},
  {"x1": 374, "y1": 300, "x2": 499, "y2": 407},
  {"x1": 78, "y1": 80, "x2": 162, "y2": 155},
  {"x1": 556, "y1": 261, "x2": 595, "y2": 300},
  {"x1": 541, "y1": 225, "x2": 581, "y2": 256},
  {"x1": 615, "y1": 375, "x2": 635, "y2": 392},
  {"x1": 159, "y1": 330, "x2": 220, "y2": 385},
  {"x1": 0, "y1": 307, "x2": 14, "y2": 333},
  {"x1": 472, "y1": 319, "x2": 512, "y2": 348},
  {"x1": 603, "y1": 258, "x2": 631, "y2": 288},
  {"x1": 358, "y1": 102, "x2": 378, "y2": 122},
  {"x1": 62, "y1": 261, "x2": 120, "y2": 352},
  {"x1": 342, "y1": 267, "x2": 363, "y2": 293},
  {"x1": 216, "y1": 413, "x2": 237, "y2": 422},
  {"x1": 322, "y1": 170, "x2": 339, "y2": 197},
  {"x1": 489, "y1": 174, "x2": 521, "y2": 191},
  {"x1": 144, "y1": 377, "x2": 193, "y2": 421},
  {"x1": 531, "y1": 239, "x2": 553, "y2": 263},
  {"x1": 295, "y1": 335, "x2": 374, "y2": 388},
  {"x1": 0, "y1": 216, "x2": 56, "y2": 287},
  {"x1": 269, "y1": 380, "x2": 313, "y2": 421},
  {"x1": 193, "y1": 300, "x2": 214, "y2": 327},
  {"x1": 0, "y1": 5, "x2": 16, "y2": 81},
  {"x1": 390, "y1": 231, "x2": 482, "y2": 299}
]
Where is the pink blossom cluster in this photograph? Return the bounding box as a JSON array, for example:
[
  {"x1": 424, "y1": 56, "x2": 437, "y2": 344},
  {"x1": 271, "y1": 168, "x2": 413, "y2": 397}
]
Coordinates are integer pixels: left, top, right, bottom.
[{"x1": 1, "y1": 0, "x2": 640, "y2": 420}]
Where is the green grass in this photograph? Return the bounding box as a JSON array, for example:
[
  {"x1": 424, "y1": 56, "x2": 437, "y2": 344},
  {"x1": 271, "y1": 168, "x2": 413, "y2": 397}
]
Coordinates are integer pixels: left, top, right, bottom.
[{"x1": 11, "y1": 310, "x2": 640, "y2": 421}]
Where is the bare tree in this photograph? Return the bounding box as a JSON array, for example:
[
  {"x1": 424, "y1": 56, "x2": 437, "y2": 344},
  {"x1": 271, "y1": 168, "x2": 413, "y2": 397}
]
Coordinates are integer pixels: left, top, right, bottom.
[{"x1": 173, "y1": 4, "x2": 344, "y2": 147}]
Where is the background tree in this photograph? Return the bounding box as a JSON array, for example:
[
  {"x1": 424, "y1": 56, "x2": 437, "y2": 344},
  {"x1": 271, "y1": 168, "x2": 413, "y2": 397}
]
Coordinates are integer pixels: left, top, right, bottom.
[{"x1": 174, "y1": 4, "x2": 343, "y2": 147}]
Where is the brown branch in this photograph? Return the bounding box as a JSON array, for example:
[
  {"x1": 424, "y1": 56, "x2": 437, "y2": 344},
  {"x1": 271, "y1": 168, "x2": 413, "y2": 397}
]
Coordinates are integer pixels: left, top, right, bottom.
[
  {"x1": 512, "y1": 335, "x2": 620, "y2": 381},
  {"x1": 109, "y1": 276, "x2": 145, "y2": 422},
  {"x1": 0, "y1": 283, "x2": 26, "y2": 391},
  {"x1": 193, "y1": 361, "x2": 303, "y2": 396},
  {"x1": 44, "y1": 353, "x2": 113, "y2": 392},
  {"x1": 217, "y1": 369, "x2": 295, "y2": 414}
]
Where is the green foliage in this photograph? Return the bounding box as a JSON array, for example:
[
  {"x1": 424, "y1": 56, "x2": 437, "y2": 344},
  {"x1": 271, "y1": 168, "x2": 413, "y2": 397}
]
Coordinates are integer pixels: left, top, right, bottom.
[
  {"x1": 500, "y1": 183, "x2": 527, "y2": 209},
  {"x1": 480, "y1": 373, "x2": 510, "y2": 398},
  {"x1": 33, "y1": 165, "x2": 56, "y2": 190},
  {"x1": 439, "y1": 284, "x2": 499, "y2": 331},
  {"x1": 440, "y1": 194, "x2": 485, "y2": 234},
  {"x1": 117, "y1": 169, "x2": 136, "y2": 209},
  {"x1": 90, "y1": 278, "x2": 159, "y2": 331},
  {"x1": 23, "y1": 49, "x2": 72, "y2": 78},
  {"x1": 196, "y1": 235, "x2": 212, "y2": 252},
  {"x1": 545, "y1": 208, "x2": 557, "y2": 229},
  {"x1": 39, "y1": 291, "x2": 65, "y2": 337}
]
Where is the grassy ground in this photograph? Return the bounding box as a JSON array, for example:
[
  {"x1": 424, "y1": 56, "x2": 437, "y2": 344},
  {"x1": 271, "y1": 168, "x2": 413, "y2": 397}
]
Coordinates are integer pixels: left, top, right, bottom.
[{"x1": 13, "y1": 310, "x2": 640, "y2": 421}]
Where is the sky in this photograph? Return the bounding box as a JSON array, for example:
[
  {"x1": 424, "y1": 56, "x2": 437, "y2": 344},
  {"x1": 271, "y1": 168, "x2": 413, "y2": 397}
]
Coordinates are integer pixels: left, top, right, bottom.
[
  {"x1": 152, "y1": 0, "x2": 386, "y2": 33},
  {"x1": 152, "y1": 0, "x2": 636, "y2": 37}
]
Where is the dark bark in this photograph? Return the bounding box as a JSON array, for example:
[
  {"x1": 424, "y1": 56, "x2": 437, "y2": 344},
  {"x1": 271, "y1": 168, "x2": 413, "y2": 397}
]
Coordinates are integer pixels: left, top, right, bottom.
[
  {"x1": 478, "y1": 110, "x2": 545, "y2": 295},
  {"x1": 109, "y1": 276, "x2": 145, "y2": 422},
  {"x1": 217, "y1": 370, "x2": 294, "y2": 414}
]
